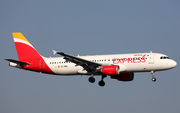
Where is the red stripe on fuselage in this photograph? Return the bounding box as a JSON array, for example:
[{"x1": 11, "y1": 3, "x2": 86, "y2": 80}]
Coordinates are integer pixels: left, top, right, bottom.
[{"x1": 15, "y1": 42, "x2": 54, "y2": 74}]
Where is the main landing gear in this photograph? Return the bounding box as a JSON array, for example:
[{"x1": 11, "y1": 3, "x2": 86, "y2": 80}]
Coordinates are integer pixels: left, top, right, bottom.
[
  {"x1": 88, "y1": 75, "x2": 107, "y2": 87},
  {"x1": 89, "y1": 74, "x2": 95, "y2": 83},
  {"x1": 98, "y1": 75, "x2": 107, "y2": 87},
  {"x1": 151, "y1": 71, "x2": 156, "y2": 82}
]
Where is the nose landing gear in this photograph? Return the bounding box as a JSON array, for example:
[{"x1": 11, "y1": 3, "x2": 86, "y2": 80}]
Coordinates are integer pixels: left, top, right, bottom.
[
  {"x1": 151, "y1": 71, "x2": 156, "y2": 82},
  {"x1": 152, "y1": 77, "x2": 156, "y2": 82}
]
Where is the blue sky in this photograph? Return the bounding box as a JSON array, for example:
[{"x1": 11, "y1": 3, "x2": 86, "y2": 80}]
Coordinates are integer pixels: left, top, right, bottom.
[{"x1": 0, "y1": 0, "x2": 180, "y2": 113}]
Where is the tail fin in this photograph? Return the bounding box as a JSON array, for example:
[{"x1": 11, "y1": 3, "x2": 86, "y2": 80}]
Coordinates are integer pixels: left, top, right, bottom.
[{"x1": 12, "y1": 32, "x2": 42, "y2": 61}]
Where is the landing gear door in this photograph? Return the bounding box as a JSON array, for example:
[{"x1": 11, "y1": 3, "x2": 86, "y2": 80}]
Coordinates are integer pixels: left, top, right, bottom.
[{"x1": 148, "y1": 54, "x2": 154, "y2": 64}]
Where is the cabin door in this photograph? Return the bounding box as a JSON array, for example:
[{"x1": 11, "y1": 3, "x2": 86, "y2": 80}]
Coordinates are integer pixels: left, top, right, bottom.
[
  {"x1": 39, "y1": 59, "x2": 45, "y2": 69},
  {"x1": 148, "y1": 54, "x2": 154, "y2": 64}
]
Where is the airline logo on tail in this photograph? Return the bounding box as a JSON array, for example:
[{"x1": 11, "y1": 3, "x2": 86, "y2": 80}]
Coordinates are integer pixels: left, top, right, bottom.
[
  {"x1": 12, "y1": 32, "x2": 40, "y2": 61},
  {"x1": 12, "y1": 32, "x2": 32, "y2": 47},
  {"x1": 8, "y1": 32, "x2": 54, "y2": 74}
]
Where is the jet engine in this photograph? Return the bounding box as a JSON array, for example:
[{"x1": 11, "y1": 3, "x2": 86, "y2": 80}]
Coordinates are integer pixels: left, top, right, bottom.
[{"x1": 97, "y1": 65, "x2": 120, "y2": 75}]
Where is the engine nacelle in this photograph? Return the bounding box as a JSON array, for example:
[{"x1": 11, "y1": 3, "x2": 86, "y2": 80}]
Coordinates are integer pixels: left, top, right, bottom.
[
  {"x1": 100, "y1": 65, "x2": 120, "y2": 75},
  {"x1": 111, "y1": 72, "x2": 134, "y2": 81}
]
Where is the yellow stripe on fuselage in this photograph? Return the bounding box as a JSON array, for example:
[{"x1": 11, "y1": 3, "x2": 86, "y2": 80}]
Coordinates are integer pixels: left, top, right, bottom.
[{"x1": 12, "y1": 32, "x2": 30, "y2": 44}]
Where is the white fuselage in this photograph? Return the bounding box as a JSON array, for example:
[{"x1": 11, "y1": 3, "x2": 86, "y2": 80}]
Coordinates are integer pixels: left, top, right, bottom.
[{"x1": 43, "y1": 53, "x2": 177, "y2": 76}]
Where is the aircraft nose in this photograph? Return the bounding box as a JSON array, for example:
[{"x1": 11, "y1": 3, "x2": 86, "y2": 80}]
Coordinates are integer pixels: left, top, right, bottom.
[{"x1": 171, "y1": 60, "x2": 177, "y2": 68}]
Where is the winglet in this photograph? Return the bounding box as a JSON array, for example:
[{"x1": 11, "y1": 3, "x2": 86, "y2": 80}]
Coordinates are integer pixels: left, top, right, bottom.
[{"x1": 52, "y1": 50, "x2": 57, "y2": 55}]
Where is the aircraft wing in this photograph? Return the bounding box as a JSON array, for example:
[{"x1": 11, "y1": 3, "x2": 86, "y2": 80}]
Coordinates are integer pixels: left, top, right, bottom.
[
  {"x1": 5, "y1": 59, "x2": 30, "y2": 65},
  {"x1": 53, "y1": 50, "x2": 102, "y2": 72}
]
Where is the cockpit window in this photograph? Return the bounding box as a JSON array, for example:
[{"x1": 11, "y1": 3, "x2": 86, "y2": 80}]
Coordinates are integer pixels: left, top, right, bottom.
[{"x1": 160, "y1": 56, "x2": 170, "y2": 59}]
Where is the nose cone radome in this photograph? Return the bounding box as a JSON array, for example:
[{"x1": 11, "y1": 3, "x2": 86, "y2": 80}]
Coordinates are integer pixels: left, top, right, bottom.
[
  {"x1": 172, "y1": 61, "x2": 177, "y2": 67},
  {"x1": 170, "y1": 60, "x2": 177, "y2": 68}
]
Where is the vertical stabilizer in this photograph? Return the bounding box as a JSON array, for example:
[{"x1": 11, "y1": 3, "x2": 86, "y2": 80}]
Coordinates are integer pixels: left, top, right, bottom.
[
  {"x1": 11, "y1": 32, "x2": 54, "y2": 74},
  {"x1": 12, "y1": 32, "x2": 41, "y2": 61}
]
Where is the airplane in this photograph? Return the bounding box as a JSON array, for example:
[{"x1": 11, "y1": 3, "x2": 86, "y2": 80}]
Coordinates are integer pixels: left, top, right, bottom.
[{"x1": 5, "y1": 32, "x2": 177, "y2": 87}]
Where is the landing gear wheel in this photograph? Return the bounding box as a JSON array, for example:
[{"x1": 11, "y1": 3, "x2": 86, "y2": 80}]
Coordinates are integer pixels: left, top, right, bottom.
[
  {"x1": 89, "y1": 77, "x2": 95, "y2": 83},
  {"x1": 98, "y1": 80, "x2": 105, "y2": 87},
  {"x1": 152, "y1": 77, "x2": 156, "y2": 82},
  {"x1": 151, "y1": 71, "x2": 156, "y2": 82},
  {"x1": 98, "y1": 75, "x2": 106, "y2": 87}
]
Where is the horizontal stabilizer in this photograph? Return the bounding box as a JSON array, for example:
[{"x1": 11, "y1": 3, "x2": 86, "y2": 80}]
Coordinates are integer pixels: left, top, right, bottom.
[{"x1": 5, "y1": 59, "x2": 30, "y2": 65}]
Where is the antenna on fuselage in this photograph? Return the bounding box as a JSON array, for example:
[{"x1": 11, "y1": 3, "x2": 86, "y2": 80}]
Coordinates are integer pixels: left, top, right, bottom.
[{"x1": 150, "y1": 51, "x2": 152, "y2": 53}]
